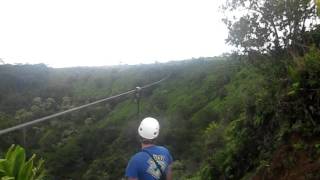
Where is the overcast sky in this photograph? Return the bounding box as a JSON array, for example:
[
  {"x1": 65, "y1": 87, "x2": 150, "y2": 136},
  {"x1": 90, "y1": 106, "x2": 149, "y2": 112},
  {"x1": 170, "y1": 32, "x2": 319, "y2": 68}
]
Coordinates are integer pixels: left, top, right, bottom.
[{"x1": 0, "y1": 0, "x2": 230, "y2": 68}]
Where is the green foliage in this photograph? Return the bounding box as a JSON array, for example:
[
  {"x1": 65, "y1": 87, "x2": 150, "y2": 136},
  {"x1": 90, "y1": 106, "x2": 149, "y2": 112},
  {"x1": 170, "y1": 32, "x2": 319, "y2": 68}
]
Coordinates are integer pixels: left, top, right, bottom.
[
  {"x1": 0, "y1": 58, "x2": 270, "y2": 179},
  {"x1": 292, "y1": 142, "x2": 305, "y2": 151},
  {"x1": 285, "y1": 47, "x2": 320, "y2": 135},
  {"x1": 0, "y1": 145, "x2": 45, "y2": 180},
  {"x1": 0, "y1": 47, "x2": 319, "y2": 180},
  {"x1": 223, "y1": 0, "x2": 318, "y2": 53}
]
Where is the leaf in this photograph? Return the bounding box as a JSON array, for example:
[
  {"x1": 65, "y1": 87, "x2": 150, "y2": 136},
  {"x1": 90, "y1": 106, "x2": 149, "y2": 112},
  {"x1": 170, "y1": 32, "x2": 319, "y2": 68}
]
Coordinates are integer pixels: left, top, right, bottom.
[
  {"x1": 0, "y1": 159, "x2": 7, "y2": 177},
  {"x1": 0, "y1": 145, "x2": 45, "y2": 180},
  {"x1": 287, "y1": 90, "x2": 296, "y2": 96},
  {"x1": 1, "y1": 176, "x2": 14, "y2": 180},
  {"x1": 5, "y1": 145, "x2": 15, "y2": 162},
  {"x1": 33, "y1": 159, "x2": 45, "y2": 179},
  {"x1": 0, "y1": 159, "x2": 6, "y2": 169},
  {"x1": 4, "y1": 145, "x2": 20, "y2": 177},
  {"x1": 17, "y1": 155, "x2": 34, "y2": 180},
  {"x1": 2, "y1": 145, "x2": 28, "y2": 179},
  {"x1": 12, "y1": 146, "x2": 26, "y2": 177},
  {"x1": 0, "y1": 169, "x2": 6, "y2": 177},
  {"x1": 293, "y1": 82, "x2": 300, "y2": 88}
]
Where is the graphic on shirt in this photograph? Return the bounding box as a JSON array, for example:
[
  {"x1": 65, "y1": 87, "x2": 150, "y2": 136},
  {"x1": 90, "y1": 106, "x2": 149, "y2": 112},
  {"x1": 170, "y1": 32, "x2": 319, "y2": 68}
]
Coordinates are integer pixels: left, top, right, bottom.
[{"x1": 146, "y1": 154, "x2": 167, "y2": 179}]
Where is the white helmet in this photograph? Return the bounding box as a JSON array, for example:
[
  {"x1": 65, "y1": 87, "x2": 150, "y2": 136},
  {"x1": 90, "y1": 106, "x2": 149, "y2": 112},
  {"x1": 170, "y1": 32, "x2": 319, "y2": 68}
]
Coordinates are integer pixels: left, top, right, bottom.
[{"x1": 138, "y1": 117, "x2": 160, "y2": 140}]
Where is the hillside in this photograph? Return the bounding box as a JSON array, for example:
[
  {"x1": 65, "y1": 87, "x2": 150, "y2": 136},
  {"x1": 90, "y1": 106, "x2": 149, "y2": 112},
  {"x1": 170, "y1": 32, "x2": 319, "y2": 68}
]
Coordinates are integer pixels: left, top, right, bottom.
[{"x1": 0, "y1": 50, "x2": 319, "y2": 179}]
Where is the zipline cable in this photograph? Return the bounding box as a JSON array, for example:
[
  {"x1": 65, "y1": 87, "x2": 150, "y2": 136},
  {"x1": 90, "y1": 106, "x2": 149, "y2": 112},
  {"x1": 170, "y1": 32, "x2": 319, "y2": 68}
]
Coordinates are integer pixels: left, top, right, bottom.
[{"x1": 0, "y1": 75, "x2": 170, "y2": 136}]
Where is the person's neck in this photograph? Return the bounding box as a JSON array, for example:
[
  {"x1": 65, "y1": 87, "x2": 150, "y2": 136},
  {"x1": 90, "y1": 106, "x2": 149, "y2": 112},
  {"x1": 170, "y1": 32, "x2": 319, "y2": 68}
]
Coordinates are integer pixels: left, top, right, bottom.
[{"x1": 141, "y1": 143, "x2": 154, "y2": 149}]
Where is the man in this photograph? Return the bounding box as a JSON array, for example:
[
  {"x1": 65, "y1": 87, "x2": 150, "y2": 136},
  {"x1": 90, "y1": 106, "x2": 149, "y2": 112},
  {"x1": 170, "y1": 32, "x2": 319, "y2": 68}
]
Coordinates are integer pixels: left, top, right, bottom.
[{"x1": 125, "y1": 117, "x2": 173, "y2": 180}]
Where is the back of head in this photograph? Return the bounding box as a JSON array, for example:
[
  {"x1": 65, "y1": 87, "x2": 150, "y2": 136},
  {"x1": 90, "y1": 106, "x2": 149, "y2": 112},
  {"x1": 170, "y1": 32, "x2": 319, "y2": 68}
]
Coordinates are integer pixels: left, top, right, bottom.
[{"x1": 138, "y1": 117, "x2": 160, "y2": 142}]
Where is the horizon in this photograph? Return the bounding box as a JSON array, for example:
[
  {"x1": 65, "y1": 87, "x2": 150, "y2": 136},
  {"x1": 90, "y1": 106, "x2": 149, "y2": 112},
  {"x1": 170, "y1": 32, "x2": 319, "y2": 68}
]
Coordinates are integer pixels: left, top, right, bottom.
[{"x1": 0, "y1": 56, "x2": 223, "y2": 69}]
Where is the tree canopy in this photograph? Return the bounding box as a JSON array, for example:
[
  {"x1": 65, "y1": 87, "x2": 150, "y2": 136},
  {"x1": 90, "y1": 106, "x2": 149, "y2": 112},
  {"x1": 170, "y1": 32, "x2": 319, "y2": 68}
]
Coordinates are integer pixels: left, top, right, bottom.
[{"x1": 223, "y1": 0, "x2": 318, "y2": 53}]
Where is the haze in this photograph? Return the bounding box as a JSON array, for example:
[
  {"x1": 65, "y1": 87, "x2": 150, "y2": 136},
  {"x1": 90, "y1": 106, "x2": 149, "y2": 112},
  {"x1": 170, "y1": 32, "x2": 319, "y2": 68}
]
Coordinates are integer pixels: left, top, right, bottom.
[{"x1": 0, "y1": 0, "x2": 230, "y2": 68}]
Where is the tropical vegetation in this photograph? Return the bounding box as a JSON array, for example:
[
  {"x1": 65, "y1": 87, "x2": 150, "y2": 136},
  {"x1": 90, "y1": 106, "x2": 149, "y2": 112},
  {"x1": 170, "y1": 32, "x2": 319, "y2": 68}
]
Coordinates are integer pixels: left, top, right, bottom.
[{"x1": 0, "y1": 0, "x2": 320, "y2": 179}]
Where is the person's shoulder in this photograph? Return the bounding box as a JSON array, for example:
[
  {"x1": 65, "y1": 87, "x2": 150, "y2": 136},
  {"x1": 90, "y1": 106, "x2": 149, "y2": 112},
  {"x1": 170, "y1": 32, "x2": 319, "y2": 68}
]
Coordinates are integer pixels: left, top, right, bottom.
[
  {"x1": 155, "y1": 145, "x2": 170, "y2": 153},
  {"x1": 130, "y1": 151, "x2": 145, "y2": 161},
  {"x1": 133, "y1": 151, "x2": 145, "y2": 158},
  {"x1": 155, "y1": 145, "x2": 167, "y2": 150}
]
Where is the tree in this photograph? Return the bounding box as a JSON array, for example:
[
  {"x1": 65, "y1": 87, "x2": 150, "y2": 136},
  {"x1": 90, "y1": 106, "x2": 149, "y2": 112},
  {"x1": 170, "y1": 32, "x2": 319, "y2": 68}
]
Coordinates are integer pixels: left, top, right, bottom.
[{"x1": 223, "y1": 0, "x2": 318, "y2": 53}]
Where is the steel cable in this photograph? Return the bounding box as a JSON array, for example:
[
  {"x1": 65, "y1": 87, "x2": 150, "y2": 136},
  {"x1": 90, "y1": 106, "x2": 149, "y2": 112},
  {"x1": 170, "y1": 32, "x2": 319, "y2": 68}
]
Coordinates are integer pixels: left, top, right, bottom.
[{"x1": 0, "y1": 75, "x2": 169, "y2": 136}]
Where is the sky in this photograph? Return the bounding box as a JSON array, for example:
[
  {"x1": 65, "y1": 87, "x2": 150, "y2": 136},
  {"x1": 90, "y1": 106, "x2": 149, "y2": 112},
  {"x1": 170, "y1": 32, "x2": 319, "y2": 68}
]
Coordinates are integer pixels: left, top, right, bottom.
[{"x1": 0, "y1": 0, "x2": 231, "y2": 68}]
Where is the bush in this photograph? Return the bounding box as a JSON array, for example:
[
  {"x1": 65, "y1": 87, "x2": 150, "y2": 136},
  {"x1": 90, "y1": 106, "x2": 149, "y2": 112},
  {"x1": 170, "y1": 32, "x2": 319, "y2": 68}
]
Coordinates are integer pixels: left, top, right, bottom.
[{"x1": 0, "y1": 145, "x2": 45, "y2": 180}]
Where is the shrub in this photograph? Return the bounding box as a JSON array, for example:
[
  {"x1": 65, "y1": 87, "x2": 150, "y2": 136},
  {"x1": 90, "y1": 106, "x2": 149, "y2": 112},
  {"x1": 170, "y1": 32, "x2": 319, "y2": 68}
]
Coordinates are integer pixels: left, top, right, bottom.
[{"x1": 0, "y1": 145, "x2": 45, "y2": 180}]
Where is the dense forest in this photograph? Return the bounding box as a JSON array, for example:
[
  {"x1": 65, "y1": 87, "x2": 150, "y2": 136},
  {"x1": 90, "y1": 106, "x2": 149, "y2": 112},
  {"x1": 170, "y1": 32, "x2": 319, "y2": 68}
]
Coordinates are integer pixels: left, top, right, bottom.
[{"x1": 1, "y1": 0, "x2": 320, "y2": 179}]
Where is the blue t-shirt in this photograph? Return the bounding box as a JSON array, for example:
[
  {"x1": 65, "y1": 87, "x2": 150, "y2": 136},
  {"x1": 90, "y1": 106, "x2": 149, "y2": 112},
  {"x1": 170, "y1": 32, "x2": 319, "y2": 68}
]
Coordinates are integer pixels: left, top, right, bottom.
[{"x1": 125, "y1": 145, "x2": 173, "y2": 180}]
